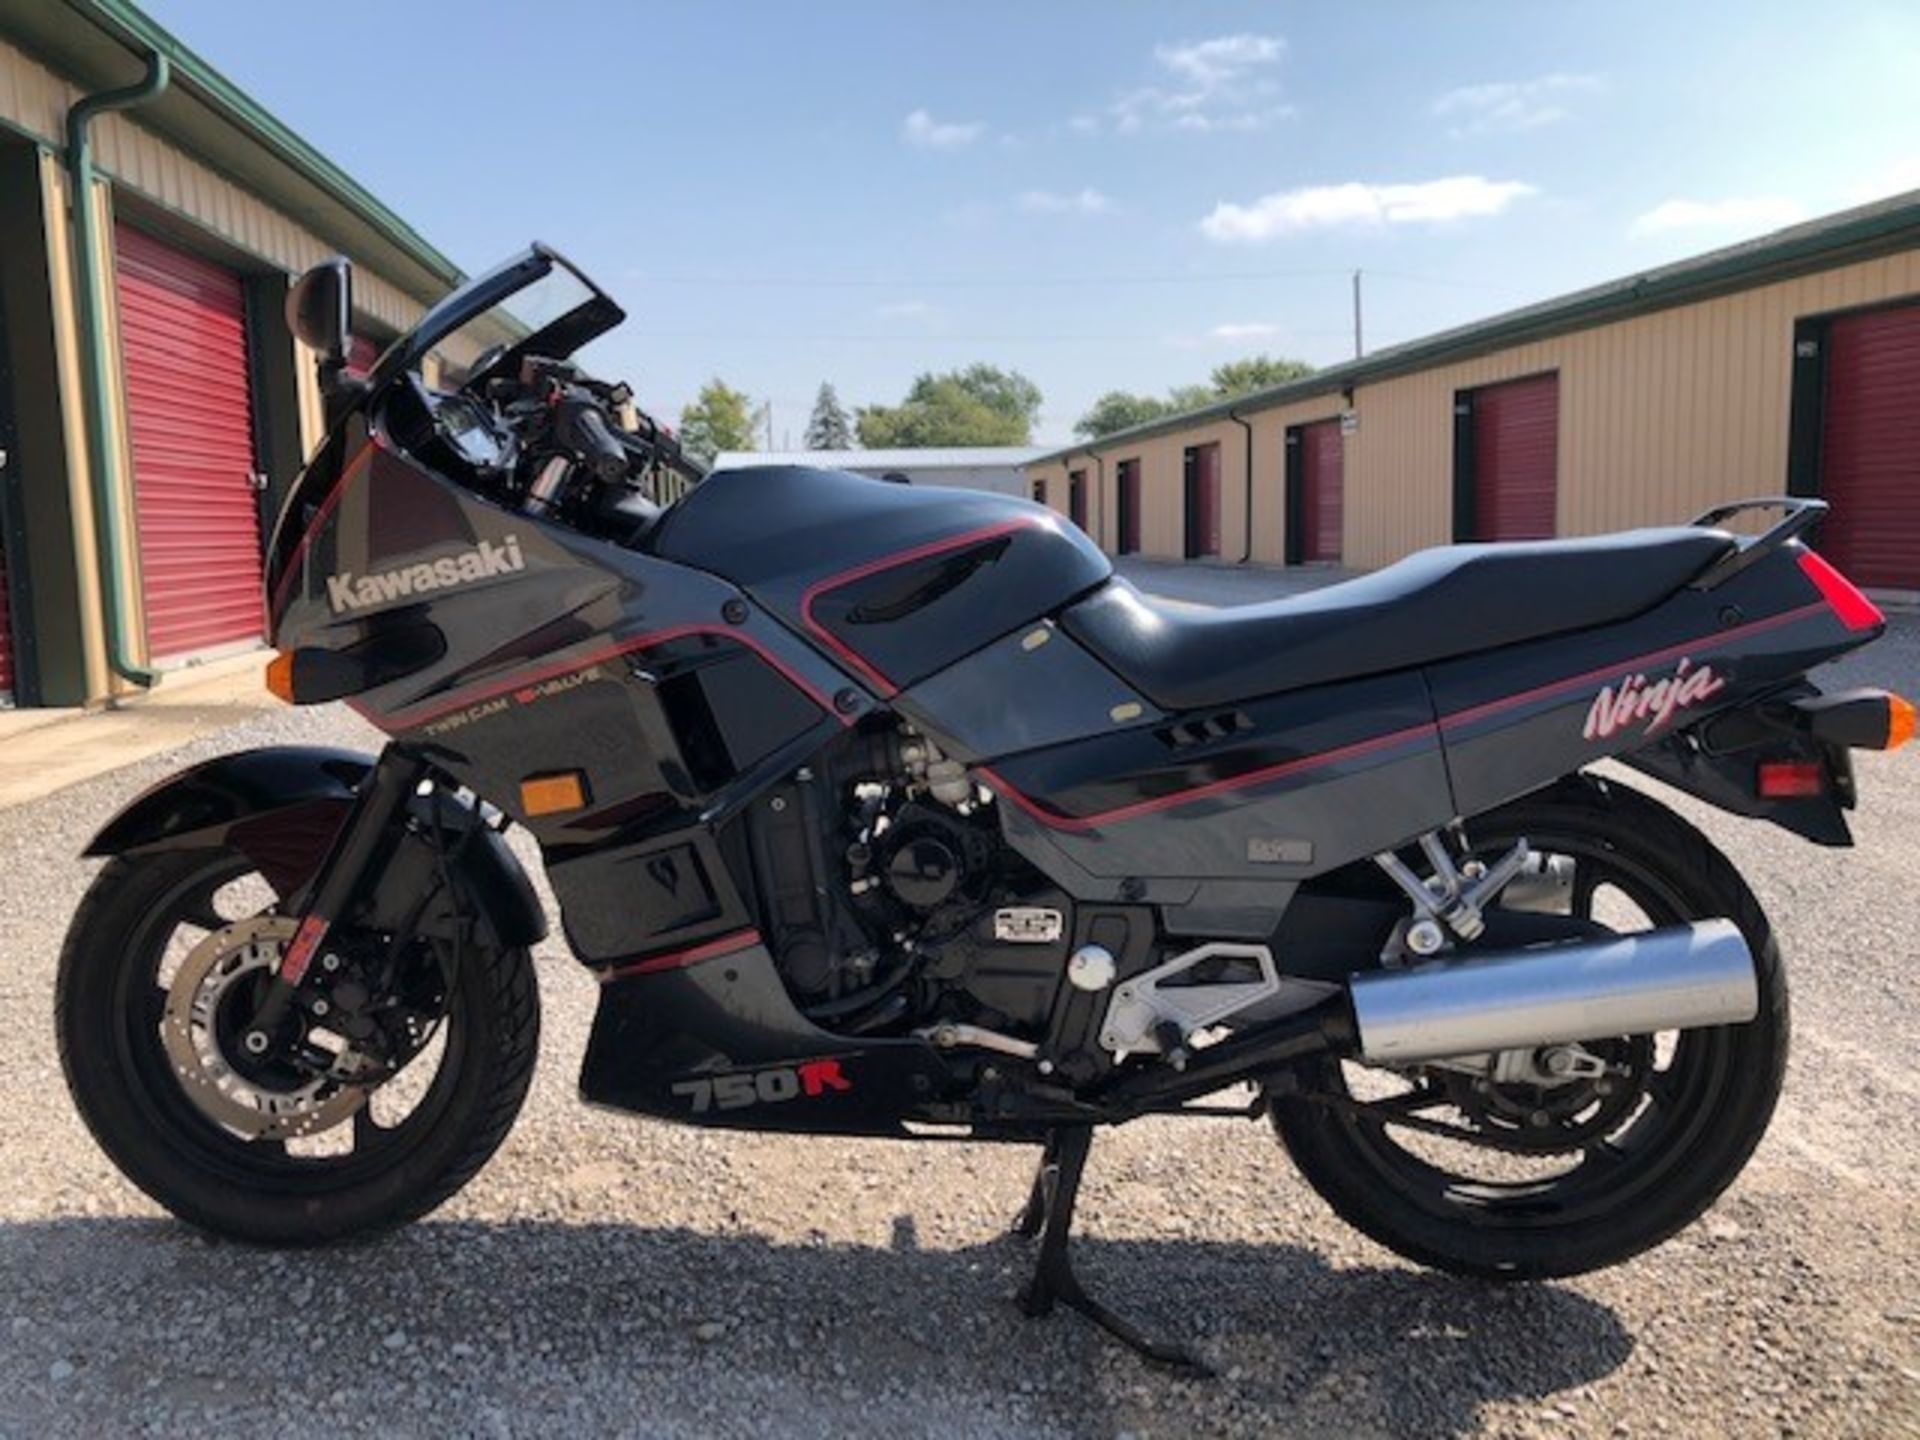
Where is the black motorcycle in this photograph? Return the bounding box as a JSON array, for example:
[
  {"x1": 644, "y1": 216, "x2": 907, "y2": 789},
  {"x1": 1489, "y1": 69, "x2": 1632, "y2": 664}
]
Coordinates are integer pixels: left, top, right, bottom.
[{"x1": 58, "y1": 246, "x2": 1911, "y2": 1372}]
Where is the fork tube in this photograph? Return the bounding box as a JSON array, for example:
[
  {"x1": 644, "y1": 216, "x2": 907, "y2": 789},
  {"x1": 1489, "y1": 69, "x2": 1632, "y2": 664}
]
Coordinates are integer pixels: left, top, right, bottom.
[{"x1": 241, "y1": 746, "x2": 430, "y2": 1045}]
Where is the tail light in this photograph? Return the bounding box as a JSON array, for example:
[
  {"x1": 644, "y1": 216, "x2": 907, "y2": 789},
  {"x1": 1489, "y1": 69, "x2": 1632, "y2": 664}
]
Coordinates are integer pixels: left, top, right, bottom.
[
  {"x1": 1757, "y1": 760, "x2": 1826, "y2": 798},
  {"x1": 1797, "y1": 550, "x2": 1884, "y2": 632}
]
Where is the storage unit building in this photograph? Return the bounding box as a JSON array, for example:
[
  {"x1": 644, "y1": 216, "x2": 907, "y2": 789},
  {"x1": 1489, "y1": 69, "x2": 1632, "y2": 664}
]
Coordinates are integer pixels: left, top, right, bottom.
[
  {"x1": 1030, "y1": 191, "x2": 1920, "y2": 597},
  {"x1": 0, "y1": 0, "x2": 464, "y2": 706}
]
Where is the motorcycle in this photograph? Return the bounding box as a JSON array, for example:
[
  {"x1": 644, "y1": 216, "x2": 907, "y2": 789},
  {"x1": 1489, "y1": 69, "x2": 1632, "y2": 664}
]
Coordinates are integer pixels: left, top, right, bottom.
[{"x1": 58, "y1": 245, "x2": 1912, "y2": 1373}]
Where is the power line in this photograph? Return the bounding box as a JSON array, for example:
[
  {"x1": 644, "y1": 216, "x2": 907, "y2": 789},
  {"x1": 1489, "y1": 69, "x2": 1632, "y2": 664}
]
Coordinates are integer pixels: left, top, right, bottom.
[
  {"x1": 636, "y1": 328, "x2": 1377, "y2": 343},
  {"x1": 624, "y1": 267, "x2": 1526, "y2": 294}
]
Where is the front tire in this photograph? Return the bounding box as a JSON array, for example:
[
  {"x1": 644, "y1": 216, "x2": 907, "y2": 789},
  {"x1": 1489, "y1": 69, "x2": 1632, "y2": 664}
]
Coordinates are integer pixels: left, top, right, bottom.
[
  {"x1": 1273, "y1": 775, "x2": 1789, "y2": 1279},
  {"x1": 57, "y1": 846, "x2": 540, "y2": 1244}
]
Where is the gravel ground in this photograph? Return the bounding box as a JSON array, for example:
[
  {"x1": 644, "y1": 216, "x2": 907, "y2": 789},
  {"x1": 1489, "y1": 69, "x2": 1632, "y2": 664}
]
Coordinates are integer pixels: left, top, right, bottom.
[{"x1": 0, "y1": 611, "x2": 1916, "y2": 1438}]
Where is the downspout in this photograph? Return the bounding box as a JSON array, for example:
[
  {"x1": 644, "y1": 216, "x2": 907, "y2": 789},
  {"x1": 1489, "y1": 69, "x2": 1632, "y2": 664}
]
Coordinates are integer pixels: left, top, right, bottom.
[
  {"x1": 1228, "y1": 406, "x2": 1254, "y2": 563},
  {"x1": 65, "y1": 52, "x2": 171, "y2": 687},
  {"x1": 1089, "y1": 450, "x2": 1106, "y2": 552}
]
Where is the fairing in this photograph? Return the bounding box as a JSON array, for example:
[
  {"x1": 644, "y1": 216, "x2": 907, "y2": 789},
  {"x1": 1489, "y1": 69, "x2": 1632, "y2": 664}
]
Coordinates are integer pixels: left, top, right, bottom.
[{"x1": 249, "y1": 245, "x2": 1886, "y2": 1138}]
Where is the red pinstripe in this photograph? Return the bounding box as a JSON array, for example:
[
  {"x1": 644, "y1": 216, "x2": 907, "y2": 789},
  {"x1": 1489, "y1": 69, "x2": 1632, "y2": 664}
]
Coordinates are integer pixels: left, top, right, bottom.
[
  {"x1": 798, "y1": 517, "x2": 1042, "y2": 698},
  {"x1": 599, "y1": 927, "x2": 763, "y2": 982},
  {"x1": 368, "y1": 624, "x2": 844, "y2": 731}
]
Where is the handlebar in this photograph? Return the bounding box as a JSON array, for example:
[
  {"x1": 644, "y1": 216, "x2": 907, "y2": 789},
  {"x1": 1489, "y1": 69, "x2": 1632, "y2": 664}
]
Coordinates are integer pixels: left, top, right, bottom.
[{"x1": 558, "y1": 396, "x2": 629, "y2": 484}]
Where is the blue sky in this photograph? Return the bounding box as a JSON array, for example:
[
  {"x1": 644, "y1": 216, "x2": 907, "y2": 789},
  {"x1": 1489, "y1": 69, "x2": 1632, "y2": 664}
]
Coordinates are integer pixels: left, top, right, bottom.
[{"x1": 149, "y1": 1, "x2": 1920, "y2": 445}]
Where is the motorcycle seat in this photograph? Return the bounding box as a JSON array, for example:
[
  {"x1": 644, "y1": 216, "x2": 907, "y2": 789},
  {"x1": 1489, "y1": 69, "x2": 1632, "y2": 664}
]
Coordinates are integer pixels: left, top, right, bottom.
[{"x1": 1059, "y1": 526, "x2": 1736, "y2": 712}]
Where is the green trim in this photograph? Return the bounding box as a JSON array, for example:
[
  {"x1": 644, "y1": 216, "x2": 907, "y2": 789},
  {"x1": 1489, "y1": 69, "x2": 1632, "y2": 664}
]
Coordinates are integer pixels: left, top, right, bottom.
[
  {"x1": 1033, "y1": 189, "x2": 1920, "y2": 465},
  {"x1": 1786, "y1": 318, "x2": 1828, "y2": 501},
  {"x1": 1450, "y1": 393, "x2": 1476, "y2": 543},
  {"x1": 66, "y1": 0, "x2": 461, "y2": 290},
  {"x1": 67, "y1": 48, "x2": 167, "y2": 687}
]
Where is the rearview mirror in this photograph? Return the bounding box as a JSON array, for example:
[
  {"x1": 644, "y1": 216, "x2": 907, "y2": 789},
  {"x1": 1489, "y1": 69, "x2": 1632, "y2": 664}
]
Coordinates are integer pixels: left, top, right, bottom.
[{"x1": 287, "y1": 258, "x2": 351, "y2": 370}]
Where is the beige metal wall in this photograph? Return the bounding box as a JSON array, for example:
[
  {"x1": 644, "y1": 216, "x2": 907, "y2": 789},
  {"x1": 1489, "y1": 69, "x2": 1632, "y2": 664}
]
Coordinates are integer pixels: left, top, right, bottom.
[
  {"x1": 0, "y1": 37, "x2": 425, "y2": 334},
  {"x1": 1037, "y1": 396, "x2": 1345, "y2": 565},
  {"x1": 1039, "y1": 246, "x2": 1920, "y2": 572},
  {"x1": 1, "y1": 36, "x2": 441, "y2": 703}
]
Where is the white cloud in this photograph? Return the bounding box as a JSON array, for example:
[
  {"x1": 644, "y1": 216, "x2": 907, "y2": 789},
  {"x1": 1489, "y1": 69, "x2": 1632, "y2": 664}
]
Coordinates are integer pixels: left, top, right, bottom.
[
  {"x1": 1432, "y1": 73, "x2": 1601, "y2": 137},
  {"x1": 1110, "y1": 31, "x2": 1290, "y2": 136},
  {"x1": 1155, "y1": 34, "x2": 1285, "y2": 87},
  {"x1": 1067, "y1": 114, "x2": 1101, "y2": 135},
  {"x1": 1628, "y1": 196, "x2": 1806, "y2": 238},
  {"x1": 876, "y1": 300, "x2": 933, "y2": 320},
  {"x1": 1019, "y1": 187, "x2": 1113, "y2": 215},
  {"x1": 901, "y1": 109, "x2": 985, "y2": 151},
  {"x1": 1209, "y1": 322, "x2": 1280, "y2": 340},
  {"x1": 1201, "y1": 176, "x2": 1537, "y2": 242}
]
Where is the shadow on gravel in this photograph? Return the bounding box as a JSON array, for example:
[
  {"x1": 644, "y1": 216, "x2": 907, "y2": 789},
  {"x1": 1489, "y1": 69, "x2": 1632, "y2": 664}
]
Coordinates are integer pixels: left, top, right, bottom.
[{"x1": 0, "y1": 1216, "x2": 1631, "y2": 1437}]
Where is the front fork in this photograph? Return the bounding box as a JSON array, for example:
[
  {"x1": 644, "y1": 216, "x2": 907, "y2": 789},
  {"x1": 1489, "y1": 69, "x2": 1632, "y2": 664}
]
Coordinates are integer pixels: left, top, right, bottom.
[{"x1": 239, "y1": 745, "x2": 430, "y2": 1055}]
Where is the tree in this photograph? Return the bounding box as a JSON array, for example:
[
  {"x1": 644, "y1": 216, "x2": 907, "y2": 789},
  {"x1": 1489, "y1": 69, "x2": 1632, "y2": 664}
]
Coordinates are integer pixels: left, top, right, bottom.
[
  {"x1": 1074, "y1": 390, "x2": 1173, "y2": 439},
  {"x1": 857, "y1": 364, "x2": 1044, "y2": 447},
  {"x1": 1072, "y1": 356, "x2": 1317, "y2": 438},
  {"x1": 804, "y1": 382, "x2": 854, "y2": 450},
  {"x1": 1209, "y1": 355, "x2": 1315, "y2": 399},
  {"x1": 678, "y1": 378, "x2": 758, "y2": 464}
]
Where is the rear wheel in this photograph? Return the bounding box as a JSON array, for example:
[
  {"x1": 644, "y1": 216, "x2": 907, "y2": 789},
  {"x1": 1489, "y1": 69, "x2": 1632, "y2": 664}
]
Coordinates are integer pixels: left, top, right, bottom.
[
  {"x1": 1272, "y1": 776, "x2": 1788, "y2": 1279},
  {"x1": 57, "y1": 845, "x2": 539, "y2": 1244}
]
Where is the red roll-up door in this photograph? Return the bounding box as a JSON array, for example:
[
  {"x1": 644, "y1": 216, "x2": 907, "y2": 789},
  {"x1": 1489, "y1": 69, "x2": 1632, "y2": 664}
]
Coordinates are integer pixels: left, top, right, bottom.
[
  {"x1": 1297, "y1": 419, "x2": 1344, "y2": 562},
  {"x1": 1820, "y1": 302, "x2": 1920, "y2": 590},
  {"x1": 115, "y1": 224, "x2": 263, "y2": 662},
  {"x1": 1185, "y1": 442, "x2": 1221, "y2": 558},
  {"x1": 1470, "y1": 373, "x2": 1558, "y2": 541},
  {"x1": 1117, "y1": 459, "x2": 1142, "y2": 554}
]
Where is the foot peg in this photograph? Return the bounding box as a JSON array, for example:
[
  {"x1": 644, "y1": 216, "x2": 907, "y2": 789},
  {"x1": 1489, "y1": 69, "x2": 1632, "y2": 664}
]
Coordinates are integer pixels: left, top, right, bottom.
[{"x1": 1011, "y1": 1126, "x2": 1213, "y2": 1376}]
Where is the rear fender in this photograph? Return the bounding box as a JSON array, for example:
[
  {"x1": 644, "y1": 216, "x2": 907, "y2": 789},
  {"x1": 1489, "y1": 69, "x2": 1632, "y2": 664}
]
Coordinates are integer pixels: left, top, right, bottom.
[
  {"x1": 1623, "y1": 686, "x2": 1856, "y2": 846},
  {"x1": 82, "y1": 746, "x2": 547, "y2": 948}
]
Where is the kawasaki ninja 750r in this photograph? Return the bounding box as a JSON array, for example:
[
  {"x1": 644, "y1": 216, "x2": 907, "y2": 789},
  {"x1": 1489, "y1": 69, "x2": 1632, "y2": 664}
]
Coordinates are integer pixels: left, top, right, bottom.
[{"x1": 58, "y1": 246, "x2": 1912, "y2": 1371}]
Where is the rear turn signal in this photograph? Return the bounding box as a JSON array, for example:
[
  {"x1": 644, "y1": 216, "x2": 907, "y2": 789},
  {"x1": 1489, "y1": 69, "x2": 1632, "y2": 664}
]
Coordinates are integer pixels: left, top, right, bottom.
[
  {"x1": 1757, "y1": 760, "x2": 1825, "y2": 798},
  {"x1": 1887, "y1": 694, "x2": 1916, "y2": 752},
  {"x1": 264, "y1": 651, "x2": 295, "y2": 704},
  {"x1": 1797, "y1": 550, "x2": 1884, "y2": 632}
]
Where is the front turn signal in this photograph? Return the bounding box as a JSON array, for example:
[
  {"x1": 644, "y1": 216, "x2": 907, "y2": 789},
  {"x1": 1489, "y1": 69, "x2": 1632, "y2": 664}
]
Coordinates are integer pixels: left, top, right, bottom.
[{"x1": 264, "y1": 650, "x2": 296, "y2": 704}]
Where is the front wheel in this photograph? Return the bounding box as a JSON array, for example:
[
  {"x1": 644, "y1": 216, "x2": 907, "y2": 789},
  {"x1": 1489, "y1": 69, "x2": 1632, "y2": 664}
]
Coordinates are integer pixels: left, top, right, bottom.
[
  {"x1": 57, "y1": 845, "x2": 539, "y2": 1244},
  {"x1": 1273, "y1": 776, "x2": 1789, "y2": 1279}
]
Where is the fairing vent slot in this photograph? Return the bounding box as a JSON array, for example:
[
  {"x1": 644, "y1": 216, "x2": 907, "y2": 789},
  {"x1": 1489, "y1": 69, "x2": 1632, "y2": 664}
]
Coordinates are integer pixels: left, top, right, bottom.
[{"x1": 1156, "y1": 710, "x2": 1253, "y2": 751}]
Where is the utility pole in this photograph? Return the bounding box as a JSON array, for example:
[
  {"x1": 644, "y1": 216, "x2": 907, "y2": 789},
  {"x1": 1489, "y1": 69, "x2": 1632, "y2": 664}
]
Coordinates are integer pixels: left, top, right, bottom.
[
  {"x1": 1352, "y1": 269, "x2": 1364, "y2": 359},
  {"x1": 764, "y1": 399, "x2": 774, "y2": 451}
]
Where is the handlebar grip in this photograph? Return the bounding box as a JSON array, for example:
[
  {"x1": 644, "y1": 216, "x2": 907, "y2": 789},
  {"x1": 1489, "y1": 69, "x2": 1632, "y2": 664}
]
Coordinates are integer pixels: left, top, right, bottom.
[{"x1": 563, "y1": 401, "x2": 629, "y2": 484}]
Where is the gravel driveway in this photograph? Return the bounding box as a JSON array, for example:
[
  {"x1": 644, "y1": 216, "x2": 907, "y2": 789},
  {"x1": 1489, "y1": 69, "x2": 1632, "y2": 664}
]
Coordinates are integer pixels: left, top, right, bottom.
[{"x1": 1, "y1": 607, "x2": 1915, "y2": 1438}]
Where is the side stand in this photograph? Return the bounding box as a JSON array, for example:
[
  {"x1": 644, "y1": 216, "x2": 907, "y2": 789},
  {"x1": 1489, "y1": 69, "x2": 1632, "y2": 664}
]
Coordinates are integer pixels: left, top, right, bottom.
[{"x1": 1012, "y1": 1125, "x2": 1212, "y2": 1376}]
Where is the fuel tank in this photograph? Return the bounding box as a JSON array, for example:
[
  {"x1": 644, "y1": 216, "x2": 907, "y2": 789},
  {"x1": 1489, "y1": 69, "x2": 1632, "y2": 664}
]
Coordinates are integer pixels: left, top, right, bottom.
[{"x1": 650, "y1": 466, "x2": 1112, "y2": 695}]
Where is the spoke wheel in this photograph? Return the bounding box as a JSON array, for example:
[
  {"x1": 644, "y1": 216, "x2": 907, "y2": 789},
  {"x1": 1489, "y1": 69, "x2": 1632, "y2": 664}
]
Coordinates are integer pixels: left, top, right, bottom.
[{"x1": 1273, "y1": 776, "x2": 1789, "y2": 1279}]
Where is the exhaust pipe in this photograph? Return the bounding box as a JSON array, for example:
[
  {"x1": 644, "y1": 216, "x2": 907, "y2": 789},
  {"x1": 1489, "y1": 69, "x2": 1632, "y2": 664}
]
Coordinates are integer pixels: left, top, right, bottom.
[{"x1": 1349, "y1": 919, "x2": 1758, "y2": 1064}]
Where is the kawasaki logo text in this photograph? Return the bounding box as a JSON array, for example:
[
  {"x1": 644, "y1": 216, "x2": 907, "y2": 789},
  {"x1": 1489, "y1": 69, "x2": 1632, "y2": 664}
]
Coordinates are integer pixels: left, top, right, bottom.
[{"x1": 325, "y1": 536, "x2": 524, "y2": 614}]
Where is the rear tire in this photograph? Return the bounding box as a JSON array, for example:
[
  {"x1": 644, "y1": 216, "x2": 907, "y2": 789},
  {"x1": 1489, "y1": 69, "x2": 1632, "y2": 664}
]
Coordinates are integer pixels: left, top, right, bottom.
[
  {"x1": 57, "y1": 847, "x2": 540, "y2": 1244},
  {"x1": 1273, "y1": 775, "x2": 1788, "y2": 1279}
]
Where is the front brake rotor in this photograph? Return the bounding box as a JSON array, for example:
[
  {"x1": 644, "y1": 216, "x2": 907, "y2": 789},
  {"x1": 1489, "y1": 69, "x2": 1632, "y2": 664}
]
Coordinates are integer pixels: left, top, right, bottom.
[{"x1": 160, "y1": 915, "x2": 369, "y2": 1141}]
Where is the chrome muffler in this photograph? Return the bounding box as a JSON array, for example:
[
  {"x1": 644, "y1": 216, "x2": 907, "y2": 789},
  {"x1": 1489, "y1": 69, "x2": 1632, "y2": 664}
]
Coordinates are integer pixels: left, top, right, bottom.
[{"x1": 1348, "y1": 919, "x2": 1758, "y2": 1064}]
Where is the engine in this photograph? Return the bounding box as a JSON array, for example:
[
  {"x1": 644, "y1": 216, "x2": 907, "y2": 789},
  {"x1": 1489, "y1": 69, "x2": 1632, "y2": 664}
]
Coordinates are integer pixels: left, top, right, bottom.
[{"x1": 744, "y1": 723, "x2": 1075, "y2": 1043}]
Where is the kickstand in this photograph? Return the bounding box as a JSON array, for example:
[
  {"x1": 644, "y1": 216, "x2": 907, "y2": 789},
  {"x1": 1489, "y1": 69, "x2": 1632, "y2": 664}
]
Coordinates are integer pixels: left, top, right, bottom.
[{"x1": 1012, "y1": 1125, "x2": 1213, "y2": 1377}]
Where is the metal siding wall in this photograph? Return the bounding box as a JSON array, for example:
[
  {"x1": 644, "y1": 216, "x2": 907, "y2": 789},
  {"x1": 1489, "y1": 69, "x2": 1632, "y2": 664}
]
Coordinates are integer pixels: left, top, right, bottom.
[
  {"x1": 0, "y1": 39, "x2": 424, "y2": 334},
  {"x1": 1030, "y1": 247, "x2": 1920, "y2": 569}
]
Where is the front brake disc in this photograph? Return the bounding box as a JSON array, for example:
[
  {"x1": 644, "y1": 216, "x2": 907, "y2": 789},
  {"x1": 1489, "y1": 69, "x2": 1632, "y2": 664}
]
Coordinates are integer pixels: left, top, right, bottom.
[{"x1": 160, "y1": 915, "x2": 368, "y2": 1142}]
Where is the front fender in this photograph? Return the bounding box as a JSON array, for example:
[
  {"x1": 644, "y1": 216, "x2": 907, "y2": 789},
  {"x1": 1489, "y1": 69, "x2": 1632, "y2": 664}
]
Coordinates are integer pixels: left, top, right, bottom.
[{"x1": 84, "y1": 746, "x2": 547, "y2": 947}]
